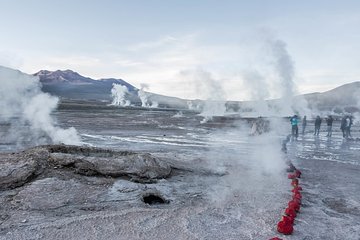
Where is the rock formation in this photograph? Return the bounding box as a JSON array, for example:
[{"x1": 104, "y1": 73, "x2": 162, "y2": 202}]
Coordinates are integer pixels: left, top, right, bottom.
[{"x1": 0, "y1": 145, "x2": 171, "y2": 190}]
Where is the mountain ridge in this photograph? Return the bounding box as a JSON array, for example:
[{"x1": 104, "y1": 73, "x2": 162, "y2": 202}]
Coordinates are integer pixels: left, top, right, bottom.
[
  {"x1": 34, "y1": 69, "x2": 136, "y2": 91},
  {"x1": 34, "y1": 69, "x2": 188, "y2": 108},
  {"x1": 21, "y1": 68, "x2": 360, "y2": 112}
]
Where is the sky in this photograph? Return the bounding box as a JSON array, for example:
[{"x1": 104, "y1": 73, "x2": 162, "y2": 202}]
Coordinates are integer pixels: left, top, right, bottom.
[{"x1": 1, "y1": 0, "x2": 360, "y2": 100}]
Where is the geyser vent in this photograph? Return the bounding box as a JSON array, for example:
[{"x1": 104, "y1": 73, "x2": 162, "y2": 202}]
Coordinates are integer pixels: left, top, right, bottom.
[{"x1": 142, "y1": 193, "x2": 169, "y2": 205}]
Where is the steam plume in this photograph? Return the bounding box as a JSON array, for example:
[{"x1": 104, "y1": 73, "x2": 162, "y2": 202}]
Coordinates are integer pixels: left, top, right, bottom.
[
  {"x1": 180, "y1": 69, "x2": 226, "y2": 122},
  {"x1": 187, "y1": 100, "x2": 201, "y2": 111},
  {"x1": 242, "y1": 70, "x2": 271, "y2": 115},
  {"x1": 270, "y1": 38, "x2": 295, "y2": 103},
  {"x1": 240, "y1": 35, "x2": 310, "y2": 116},
  {"x1": 111, "y1": 83, "x2": 131, "y2": 106},
  {"x1": 268, "y1": 37, "x2": 309, "y2": 115},
  {"x1": 137, "y1": 84, "x2": 158, "y2": 108},
  {"x1": 0, "y1": 66, "x2": 80, "y2": 147}
]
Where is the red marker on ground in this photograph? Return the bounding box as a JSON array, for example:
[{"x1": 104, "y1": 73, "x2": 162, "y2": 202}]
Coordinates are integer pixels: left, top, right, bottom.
[
  {"x1": 277, "y1": 216, "x2": 294, "y2": 235},
  {"x1": 291, "y1": 178, "x2": 299, "y2": 187},
  {"x1": 292, "y1": 186, "x2": 302, "y2": 192},
  {"x1": 287, "y1": 173, "x2": 296, "y2": 179},
  {"x1": 293, "y1": 192, "x2": 302, "y2": 200},
  {"x1": 288, "y1": 200, "x2": 300, "y2": 212},
  {"x1": 285, "y1": 207, "x2": 297, "y2": 218}
]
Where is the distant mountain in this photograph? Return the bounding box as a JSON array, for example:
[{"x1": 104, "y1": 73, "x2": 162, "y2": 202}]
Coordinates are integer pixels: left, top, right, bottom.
[
  {"x1": 35, "y1": 70, "x2": 95, "y2": 84},
  {"x1": 33, "y1": 69, "x2": 360, "y2": 113},
  {"x1": 34, "y1": 70, "x2": 137, "y2": 101},
  {"x1": 34, "y1": 69, "x2": 188, "y2": 108},
  {"x1": 300, "y1": 81, "x2": 360, "y2": 112},
  {"x1": 226, "y1": 81, "x2": 360, "y2": 114}
]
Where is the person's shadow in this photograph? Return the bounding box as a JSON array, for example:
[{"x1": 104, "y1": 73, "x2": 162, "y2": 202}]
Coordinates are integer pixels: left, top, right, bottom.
[
  {"x1": 340, "y1": 139, "x2": 350, "y2": 151},
  {"x1": 314, "y1": 136, "x2": 320, "y2": 150},
  {"x1": 325, "y1": 137, "x2": 332, "y2": 149}
]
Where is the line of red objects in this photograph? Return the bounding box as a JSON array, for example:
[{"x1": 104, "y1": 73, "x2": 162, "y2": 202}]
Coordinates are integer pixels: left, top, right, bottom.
[{"x1": 270, "y1": 163, "x2": 302, "y2": 240}]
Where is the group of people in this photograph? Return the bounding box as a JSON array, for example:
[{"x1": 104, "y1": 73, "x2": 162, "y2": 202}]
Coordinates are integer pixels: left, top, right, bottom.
[{"x1": 289, "y1": 114, "x2": 354, "y2": 140}]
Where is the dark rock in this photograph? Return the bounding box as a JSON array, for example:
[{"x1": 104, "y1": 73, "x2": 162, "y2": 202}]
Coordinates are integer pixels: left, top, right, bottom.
[
  {"x1": 46, "y1": 145, "x2": 171, "y2": 179},
  {"x1": 0, "y1": 145, "x2": 171, "y2": 190},
  {"x1": 0, "y1": 148, "x2": 48, "y2": 190}
]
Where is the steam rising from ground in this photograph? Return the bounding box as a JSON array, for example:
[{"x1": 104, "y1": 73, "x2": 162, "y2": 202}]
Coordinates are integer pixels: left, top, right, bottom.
[
  {"x1": 270, "y1": 38, "x2": 295, "y2": 106},
  {"x1": 268, "y1": 37, "x2": 310, "y2": 116},
  {"x1": 241, "y1": 35, "x2": 310, "y2": 117},
  {"x1": 110, "y1": 84, "x2": 131, "y2": 106},
  {"x1": 138, "y1": 84, "x2": 159, "y2": 108},
  {"x1": 187, "y1": 100, "x2": 201, "y2": 111},
  {"x1": 205, "y1": 122, "x2": 287, "y2": 205},
  {"x1": 197, "y1": 36, "x2": 303, "y2": 204},
  {"x1": 111, "y1": 83, "x2": 160, "y2": 108},
  {"x1": 242, "y1": 70, "x2": 271, "y2": 116},
  {"x1": 180, "y1": 69, "x2": 226, "y2": 122},
  {"x1": 176, "y1": 37, "x2": 302, "y2": 206},
  {"x1": 0, "y1": 66, "x2": 80, "y2": 146}
]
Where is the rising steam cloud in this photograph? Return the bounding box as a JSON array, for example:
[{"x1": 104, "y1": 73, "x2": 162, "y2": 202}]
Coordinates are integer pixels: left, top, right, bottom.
[
  {"x1": 270, "y1": 38, "x2": 295, "y2": 103},
  {"x1": 111, "y1": 83, "x2": 131, "y2": 106},
  {"x1": 137, "y1": 84, "x2": 158, "y2": 108},
  {"x1": 242, "y1": 70, "x2": 271, "y2": 116},
  {"x1": 202, "y1": 36, "x2": 303, "y2": 204},
  {"x1": 180, "y1": 69, "x2": 226, "y2": 122},
  {"x1": 268, "y1": 37, "x2": 310, "y2": 116},
  {"x1": 0, "y1": 66, "x2": 80, "y2": 146},
  {"x1": 241, "y1": 35, "x2": 310, "y2": 117}
]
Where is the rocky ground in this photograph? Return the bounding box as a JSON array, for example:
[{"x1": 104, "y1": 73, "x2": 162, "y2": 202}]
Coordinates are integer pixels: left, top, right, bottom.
[
  {"x1": 0, "y1": 145, "x2": 174, "y2": 239},
  {"x1": 1, "y1": 104, "x2": 359, "y2": 239},
  {"x1": 0, "y1": 143, "x2": 287, "y2": 240}
]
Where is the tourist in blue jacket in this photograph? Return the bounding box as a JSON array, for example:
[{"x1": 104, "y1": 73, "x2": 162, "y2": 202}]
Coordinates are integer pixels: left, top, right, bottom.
[{"x1": 290, "y1": 115, "x2": 299, "y2": 140}]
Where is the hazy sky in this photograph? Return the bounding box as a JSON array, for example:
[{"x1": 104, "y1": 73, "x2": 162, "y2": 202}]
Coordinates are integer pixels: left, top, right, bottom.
[{"x1": 1, "y1": 0, "x2": 359, "y2": 100}]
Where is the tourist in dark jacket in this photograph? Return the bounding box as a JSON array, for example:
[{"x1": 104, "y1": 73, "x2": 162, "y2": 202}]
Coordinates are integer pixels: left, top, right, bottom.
[
  {"x1": 345, "y1": 116, "x2": 352, "y2": 138},
  {"x1": 314, "y1": 116, "x2": 321, "y2": 136},
  {"x1": 340, "y1": 116, "x2": 347, "y2": 138},
  {"x1": 326, "y1": 115, "x2": 333, "y2": 137}
]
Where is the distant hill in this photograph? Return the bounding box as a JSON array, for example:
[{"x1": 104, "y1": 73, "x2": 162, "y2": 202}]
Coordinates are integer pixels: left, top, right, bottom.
[
  {"x1": 32, "y1": 69, "x2": 360, "y2": 113},
  {"x1": 226, "y1": 82, "x2": 360, "y2": 114},
  {"x1": 34, "y1": 70, "x2": 137, "y2": 101},
  {"x1": 34, "y1": 69, "x2": 188, "y2": 108},
  {"x1": 300, "y1": 81, "x2": 360, "y2": 113}
]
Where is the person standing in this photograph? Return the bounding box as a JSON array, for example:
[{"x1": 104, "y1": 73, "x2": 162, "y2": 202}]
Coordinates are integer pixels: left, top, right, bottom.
[
  {"x1": 326, "y1": 115, "x2": 333, "y2": 137},
  {"x1": 314, "y1": 116, "x2": 322, "y2": 136},
  {"x1": 349, "y1": 116, "x2": 353, "y2": 138},
  {"x1": 290, "y1": 115, "x2": 299, "y2": 140},
  {"x1": 340, "y1": 116, "x2": 347, "y2": 138},
  {"x1": 345, "y1": 116, "x2": 351, "y2": 138},
  {"x1": 302, "y1": 115, "x2": 307, "y2": 135}
]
